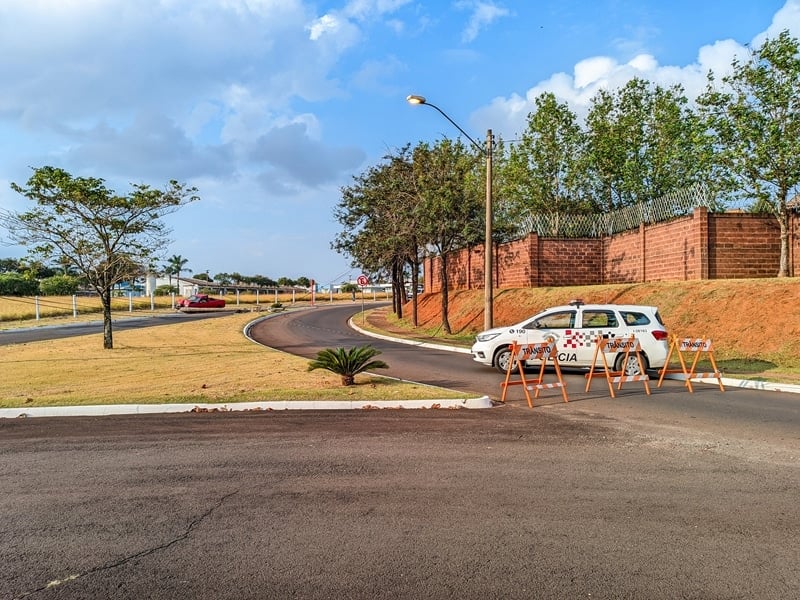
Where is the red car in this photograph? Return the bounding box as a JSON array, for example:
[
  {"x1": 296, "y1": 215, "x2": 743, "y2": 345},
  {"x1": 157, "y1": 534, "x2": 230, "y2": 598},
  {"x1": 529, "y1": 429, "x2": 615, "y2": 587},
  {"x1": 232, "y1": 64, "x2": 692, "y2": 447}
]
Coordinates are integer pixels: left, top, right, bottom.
[{"x1": 177, "y1": 294, "x2": 226, "y2": 308}]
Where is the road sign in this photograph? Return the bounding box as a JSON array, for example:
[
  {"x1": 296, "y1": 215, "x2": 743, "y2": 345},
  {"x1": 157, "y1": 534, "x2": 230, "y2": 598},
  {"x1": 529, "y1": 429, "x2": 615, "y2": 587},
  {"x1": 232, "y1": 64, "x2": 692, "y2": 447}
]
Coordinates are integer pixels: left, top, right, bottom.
[{"x1": 357, "y1": 274, "x2": 369, "y2": 286}]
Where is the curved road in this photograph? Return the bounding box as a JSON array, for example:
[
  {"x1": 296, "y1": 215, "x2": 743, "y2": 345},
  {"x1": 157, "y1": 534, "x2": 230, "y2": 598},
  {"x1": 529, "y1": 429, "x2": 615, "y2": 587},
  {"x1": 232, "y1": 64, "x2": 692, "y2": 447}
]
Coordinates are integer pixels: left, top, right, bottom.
[{"x1": 249, "y1": 303, "x2": 501, "y2": 396}]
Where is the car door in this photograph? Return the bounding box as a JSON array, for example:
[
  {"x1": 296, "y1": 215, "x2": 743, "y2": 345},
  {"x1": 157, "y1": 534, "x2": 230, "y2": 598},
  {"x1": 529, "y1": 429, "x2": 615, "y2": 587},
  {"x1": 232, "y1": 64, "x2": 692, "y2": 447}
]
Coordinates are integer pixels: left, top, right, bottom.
[
  {"x1": 521, "y1": 309, "x2": 578, "y2": 367},
  {"x1": 575, "y1": 308, "x2": 622, "y2": 366}
]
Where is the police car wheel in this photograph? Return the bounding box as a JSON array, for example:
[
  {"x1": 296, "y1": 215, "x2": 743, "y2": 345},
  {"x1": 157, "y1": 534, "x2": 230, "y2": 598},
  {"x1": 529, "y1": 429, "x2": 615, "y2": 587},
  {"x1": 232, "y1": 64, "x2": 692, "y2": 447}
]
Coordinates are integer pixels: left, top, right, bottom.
[
  {"x1": 494, "y1": 348, "x2": 518, "y2": 374},
  {"x1": 615, "y1": 353, "x2": 649, "y2": 376}
]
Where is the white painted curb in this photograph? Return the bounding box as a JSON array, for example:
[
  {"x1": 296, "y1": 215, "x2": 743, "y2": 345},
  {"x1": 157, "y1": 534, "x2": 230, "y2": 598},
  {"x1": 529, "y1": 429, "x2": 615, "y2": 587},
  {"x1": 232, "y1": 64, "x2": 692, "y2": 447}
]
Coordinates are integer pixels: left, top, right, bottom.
[
  {"x1": 0, "y1": 397, "x2": 493, "y2": 419},
  {"x1": 662, "y1": 373, "x2": 800, "y2": 395},
  {"x1": 348, "y1": 317, "x2": 472, "y2": 353}
]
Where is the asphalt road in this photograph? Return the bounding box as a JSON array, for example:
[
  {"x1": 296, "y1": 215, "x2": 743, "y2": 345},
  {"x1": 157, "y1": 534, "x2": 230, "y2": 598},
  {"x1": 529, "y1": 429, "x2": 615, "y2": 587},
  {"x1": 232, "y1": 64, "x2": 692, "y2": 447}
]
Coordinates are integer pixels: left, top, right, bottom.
[
  {"x1": 1, "y1": 303, "x2": 798, "y2": 599},
  {"x1": 0, "y1": 310, "x2": 235, "y2": 345},
  {"x1": 2, "y1": 410, "x2": 798, "y2": 600}
]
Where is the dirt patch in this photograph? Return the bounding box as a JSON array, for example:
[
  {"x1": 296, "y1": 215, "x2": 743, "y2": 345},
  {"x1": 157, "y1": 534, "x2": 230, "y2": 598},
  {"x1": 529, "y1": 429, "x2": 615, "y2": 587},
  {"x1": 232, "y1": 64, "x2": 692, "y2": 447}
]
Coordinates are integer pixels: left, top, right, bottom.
[{"x1": 369, "y1": 279, "x2": 800, "y2": 373}]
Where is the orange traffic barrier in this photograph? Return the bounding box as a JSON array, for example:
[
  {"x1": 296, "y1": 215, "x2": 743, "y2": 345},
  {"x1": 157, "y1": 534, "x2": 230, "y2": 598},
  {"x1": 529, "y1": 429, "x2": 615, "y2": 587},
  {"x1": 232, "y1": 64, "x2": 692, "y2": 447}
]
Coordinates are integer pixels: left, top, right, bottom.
[
  {"x1": 657, "y1": 336, "x2": 724, "y2": 392},
  {"x1": 500, "y1": 340, "x2": 569, "y2": 407},
  {"x1": 584, "y1": 335, "x2": 650, "y2": 398}
]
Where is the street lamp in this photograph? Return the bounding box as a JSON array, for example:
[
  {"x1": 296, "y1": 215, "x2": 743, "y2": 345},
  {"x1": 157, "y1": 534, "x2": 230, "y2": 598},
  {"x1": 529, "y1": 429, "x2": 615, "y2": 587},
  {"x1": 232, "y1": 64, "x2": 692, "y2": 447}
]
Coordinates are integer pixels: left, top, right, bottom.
[{"x1": 406, "y1": 94, "x2": 494, "y2": 330}]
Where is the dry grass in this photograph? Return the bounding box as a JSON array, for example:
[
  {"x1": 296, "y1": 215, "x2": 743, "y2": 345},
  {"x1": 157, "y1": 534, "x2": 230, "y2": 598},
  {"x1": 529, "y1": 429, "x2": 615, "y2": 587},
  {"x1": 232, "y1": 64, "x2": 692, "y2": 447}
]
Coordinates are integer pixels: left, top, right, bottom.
[
  {"x1": 0, "y1": 291, "x2": 381, "y2": 324},
  {"x1": 0, "y1": 311, "x2": 468, "y2": 408}
]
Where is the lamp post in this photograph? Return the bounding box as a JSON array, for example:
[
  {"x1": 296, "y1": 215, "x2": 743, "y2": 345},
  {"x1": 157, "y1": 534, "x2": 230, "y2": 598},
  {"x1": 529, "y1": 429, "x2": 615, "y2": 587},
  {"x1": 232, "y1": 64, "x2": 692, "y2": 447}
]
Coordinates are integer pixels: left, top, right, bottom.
[{"x1": 406, "y1": 94, "x2": 493, "y2": 330}]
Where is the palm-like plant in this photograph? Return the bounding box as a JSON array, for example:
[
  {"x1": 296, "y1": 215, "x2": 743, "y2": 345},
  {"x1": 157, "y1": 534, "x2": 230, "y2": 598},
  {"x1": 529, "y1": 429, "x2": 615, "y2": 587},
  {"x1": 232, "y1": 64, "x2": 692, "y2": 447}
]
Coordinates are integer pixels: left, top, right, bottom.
[
  {"x1": 307, "y1": 345, "x2": 389, "y2": 386},
  {"x1": 164, "y1": 255, "x2": 191, "y2": 291}
]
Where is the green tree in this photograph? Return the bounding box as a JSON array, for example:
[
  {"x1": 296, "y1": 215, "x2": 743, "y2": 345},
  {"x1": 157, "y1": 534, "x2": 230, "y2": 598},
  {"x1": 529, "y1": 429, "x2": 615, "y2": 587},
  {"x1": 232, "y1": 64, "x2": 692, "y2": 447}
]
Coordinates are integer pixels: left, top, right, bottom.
[
  {"x1": 584, "y1": 78, "x2": 707, "y2": 210},
  {"x1": 414, "y1": 138, "x2": 484, "y2": 334},
  {"x1": 0, "y1": 258, "x2": 22, "y2": 273},
  {"x1": 334, "y1": 146, "x2": 423, "y2": 322},
  {"x1": 697, "y1": 30, "x2": 800, "y2": 277},
  {"x1": 2, "y1": 166, "x2": 198, "y2": 348},
  {"x1": 307, "y1": 345, "x2": 389, "y2": 386},
  {"x1": 503, "y1": 92, "x2": 591, "y2": 233}
]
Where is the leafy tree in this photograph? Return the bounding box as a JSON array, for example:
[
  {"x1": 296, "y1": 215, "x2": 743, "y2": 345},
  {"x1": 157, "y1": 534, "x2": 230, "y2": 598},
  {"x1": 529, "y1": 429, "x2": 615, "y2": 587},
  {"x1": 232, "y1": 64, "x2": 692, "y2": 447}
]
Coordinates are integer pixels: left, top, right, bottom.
[
  {"x1": 414, "y1": 138, "x2": 484, "y2": 334},
  {"x1": 584, "y1": 78, "x2": 707, "y2": 210},
  {"x1": 503, "y1": 92, "x2": 591, "y2": 233},
  {"x1": 0, "y1": 272, "x2": 39, "y2": 296},
  {"x1": 39, "y1": 274, "x2": 79, "y2": 296},
  {"x1": 253, "y1": 274, "x2": 277, "y2": 288},
  {"x1": 295, "y1": 276, "x2": 311, "y2": 288},
  {"x1": 155, "y1": 284, "x2": 177, "y2": 296},
  {"x1": 307, "y1": 345, "x2": 389, "y2": 386},
  {"x1": 2, "y1": 166, "x2": 198, "y2": 348},
  {"x1": 194, "y1": 272, "x2": 211, "y2": 282},
  {"x1": 0, "y1": 258, "x2": 22, "y2": 273},
  {"x1": 334, "y1": 146, "x2": 423, "y2": 322},
  {"x1": 697, "y1": 30, "x2": 800, "y2": 277}
]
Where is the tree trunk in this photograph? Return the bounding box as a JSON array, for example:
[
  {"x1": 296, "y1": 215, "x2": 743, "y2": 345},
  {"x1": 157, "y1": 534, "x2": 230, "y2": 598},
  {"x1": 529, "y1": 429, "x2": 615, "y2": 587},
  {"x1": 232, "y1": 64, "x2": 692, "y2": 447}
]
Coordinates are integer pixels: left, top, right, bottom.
[
  {"x1": 101, "y1": 289, "x2": 114, "y2": 349},
  {"x1": 777, "y1": 209, "x2": 790, "y2": 277},
  {"x1": 440, "y1": 253, "x2": 451, "y2": 335},
  {"x1": 392, "y1": 260, "x2": 403, "y2": 319},
  {"x1": 410, "y1": 256, "x2": 419, "y2": 328},
  {"x1": 341, "y1": 375, "x2": 355, "y2": 386}
]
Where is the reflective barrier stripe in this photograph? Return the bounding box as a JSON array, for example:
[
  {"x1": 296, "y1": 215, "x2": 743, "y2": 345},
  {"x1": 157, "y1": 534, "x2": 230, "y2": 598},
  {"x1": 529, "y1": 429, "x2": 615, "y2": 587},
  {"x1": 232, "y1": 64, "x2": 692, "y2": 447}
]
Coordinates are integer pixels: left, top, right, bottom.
[
  {"x1": 500, "y1": 339, "x2": 569, "y2": 408},
  {"x1": 584, "y1": 334, "x2": 651, "y2": 398},
  {"x1": 657, "y1": 336, "x2": 725, "y2": 392}
]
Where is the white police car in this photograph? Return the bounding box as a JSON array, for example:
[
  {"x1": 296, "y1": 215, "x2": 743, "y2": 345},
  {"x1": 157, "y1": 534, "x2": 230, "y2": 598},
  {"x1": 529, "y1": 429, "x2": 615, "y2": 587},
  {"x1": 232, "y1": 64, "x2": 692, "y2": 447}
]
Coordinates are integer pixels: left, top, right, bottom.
[{"x1": 471, "y1": 300, "x2": 669, "y2": 374}]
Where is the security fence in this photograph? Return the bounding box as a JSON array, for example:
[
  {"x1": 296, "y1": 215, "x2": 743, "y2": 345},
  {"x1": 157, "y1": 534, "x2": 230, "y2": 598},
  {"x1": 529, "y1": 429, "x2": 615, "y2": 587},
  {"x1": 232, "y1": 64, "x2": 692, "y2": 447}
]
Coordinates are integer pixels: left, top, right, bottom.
[{"x1": 518, "y1": 183, "x2": 715, "y2": 238}]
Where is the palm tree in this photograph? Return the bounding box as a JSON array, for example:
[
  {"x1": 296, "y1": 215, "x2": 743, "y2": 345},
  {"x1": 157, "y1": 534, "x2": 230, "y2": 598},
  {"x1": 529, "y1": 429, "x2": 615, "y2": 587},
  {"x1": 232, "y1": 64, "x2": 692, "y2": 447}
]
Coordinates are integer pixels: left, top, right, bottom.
[
  {"x1": 164, "y1": 255, "x2": 191, "y2": 293},
  {"x1": 307, "y1": 345, "x2": 389, "y2": 386}
]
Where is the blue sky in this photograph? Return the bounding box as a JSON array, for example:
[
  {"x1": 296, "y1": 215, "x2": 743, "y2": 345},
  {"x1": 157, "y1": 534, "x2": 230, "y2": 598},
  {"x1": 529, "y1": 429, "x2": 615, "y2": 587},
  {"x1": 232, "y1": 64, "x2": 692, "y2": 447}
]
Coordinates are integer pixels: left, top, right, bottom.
[{"x1": 0, "y1": 0, "x2": 797, "y2": 285}]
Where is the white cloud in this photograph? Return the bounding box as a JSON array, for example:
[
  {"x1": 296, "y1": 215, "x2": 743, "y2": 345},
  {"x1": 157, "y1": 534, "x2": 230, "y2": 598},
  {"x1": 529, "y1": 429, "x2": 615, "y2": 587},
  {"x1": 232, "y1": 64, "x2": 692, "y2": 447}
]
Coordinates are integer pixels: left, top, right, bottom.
[
  {"x1": 574, "y1": 57, "x2": 617, "y2": 89},
  {"x1": 759, "y1": 0, "x2": 800, "y2": 42},
  {"x1": 456, "y1": 0, "x2": 510, "y2": 43}
]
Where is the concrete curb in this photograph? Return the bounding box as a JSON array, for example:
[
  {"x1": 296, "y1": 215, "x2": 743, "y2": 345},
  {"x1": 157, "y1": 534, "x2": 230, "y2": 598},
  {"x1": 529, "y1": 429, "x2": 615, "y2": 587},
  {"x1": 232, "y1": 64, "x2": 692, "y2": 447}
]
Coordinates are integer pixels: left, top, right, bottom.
[
  {"x1": 0, "y1": 397, "x2": 494, "y2": 419},
  {"x1": 348, "y1": 317, "x2": 472, "y2": 354}
]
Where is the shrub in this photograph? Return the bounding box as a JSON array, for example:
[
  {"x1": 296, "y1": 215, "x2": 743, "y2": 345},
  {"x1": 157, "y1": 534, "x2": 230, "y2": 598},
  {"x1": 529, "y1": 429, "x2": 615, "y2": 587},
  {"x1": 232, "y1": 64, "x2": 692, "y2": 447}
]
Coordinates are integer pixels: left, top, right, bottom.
[
  {"x1": 0, "y1": 273, "x2": 40, "y2": 296},
  {"x1": 155, "y1": 284, "x2": 177, "y2": 296},
  {"x1": 39, "y1": 275, "x2": 79, "y2": 296},
  {"x1": 307, "y1": 345, "x2": 389, "y2": 386}
]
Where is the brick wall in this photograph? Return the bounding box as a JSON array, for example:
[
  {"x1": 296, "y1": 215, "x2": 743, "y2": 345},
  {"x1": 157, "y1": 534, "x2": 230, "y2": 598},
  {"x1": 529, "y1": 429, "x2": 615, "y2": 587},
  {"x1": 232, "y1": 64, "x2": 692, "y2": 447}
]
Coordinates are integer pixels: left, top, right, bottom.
[{"x1": 423, "y1": 208, "x2": 799, "y2": 292}]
